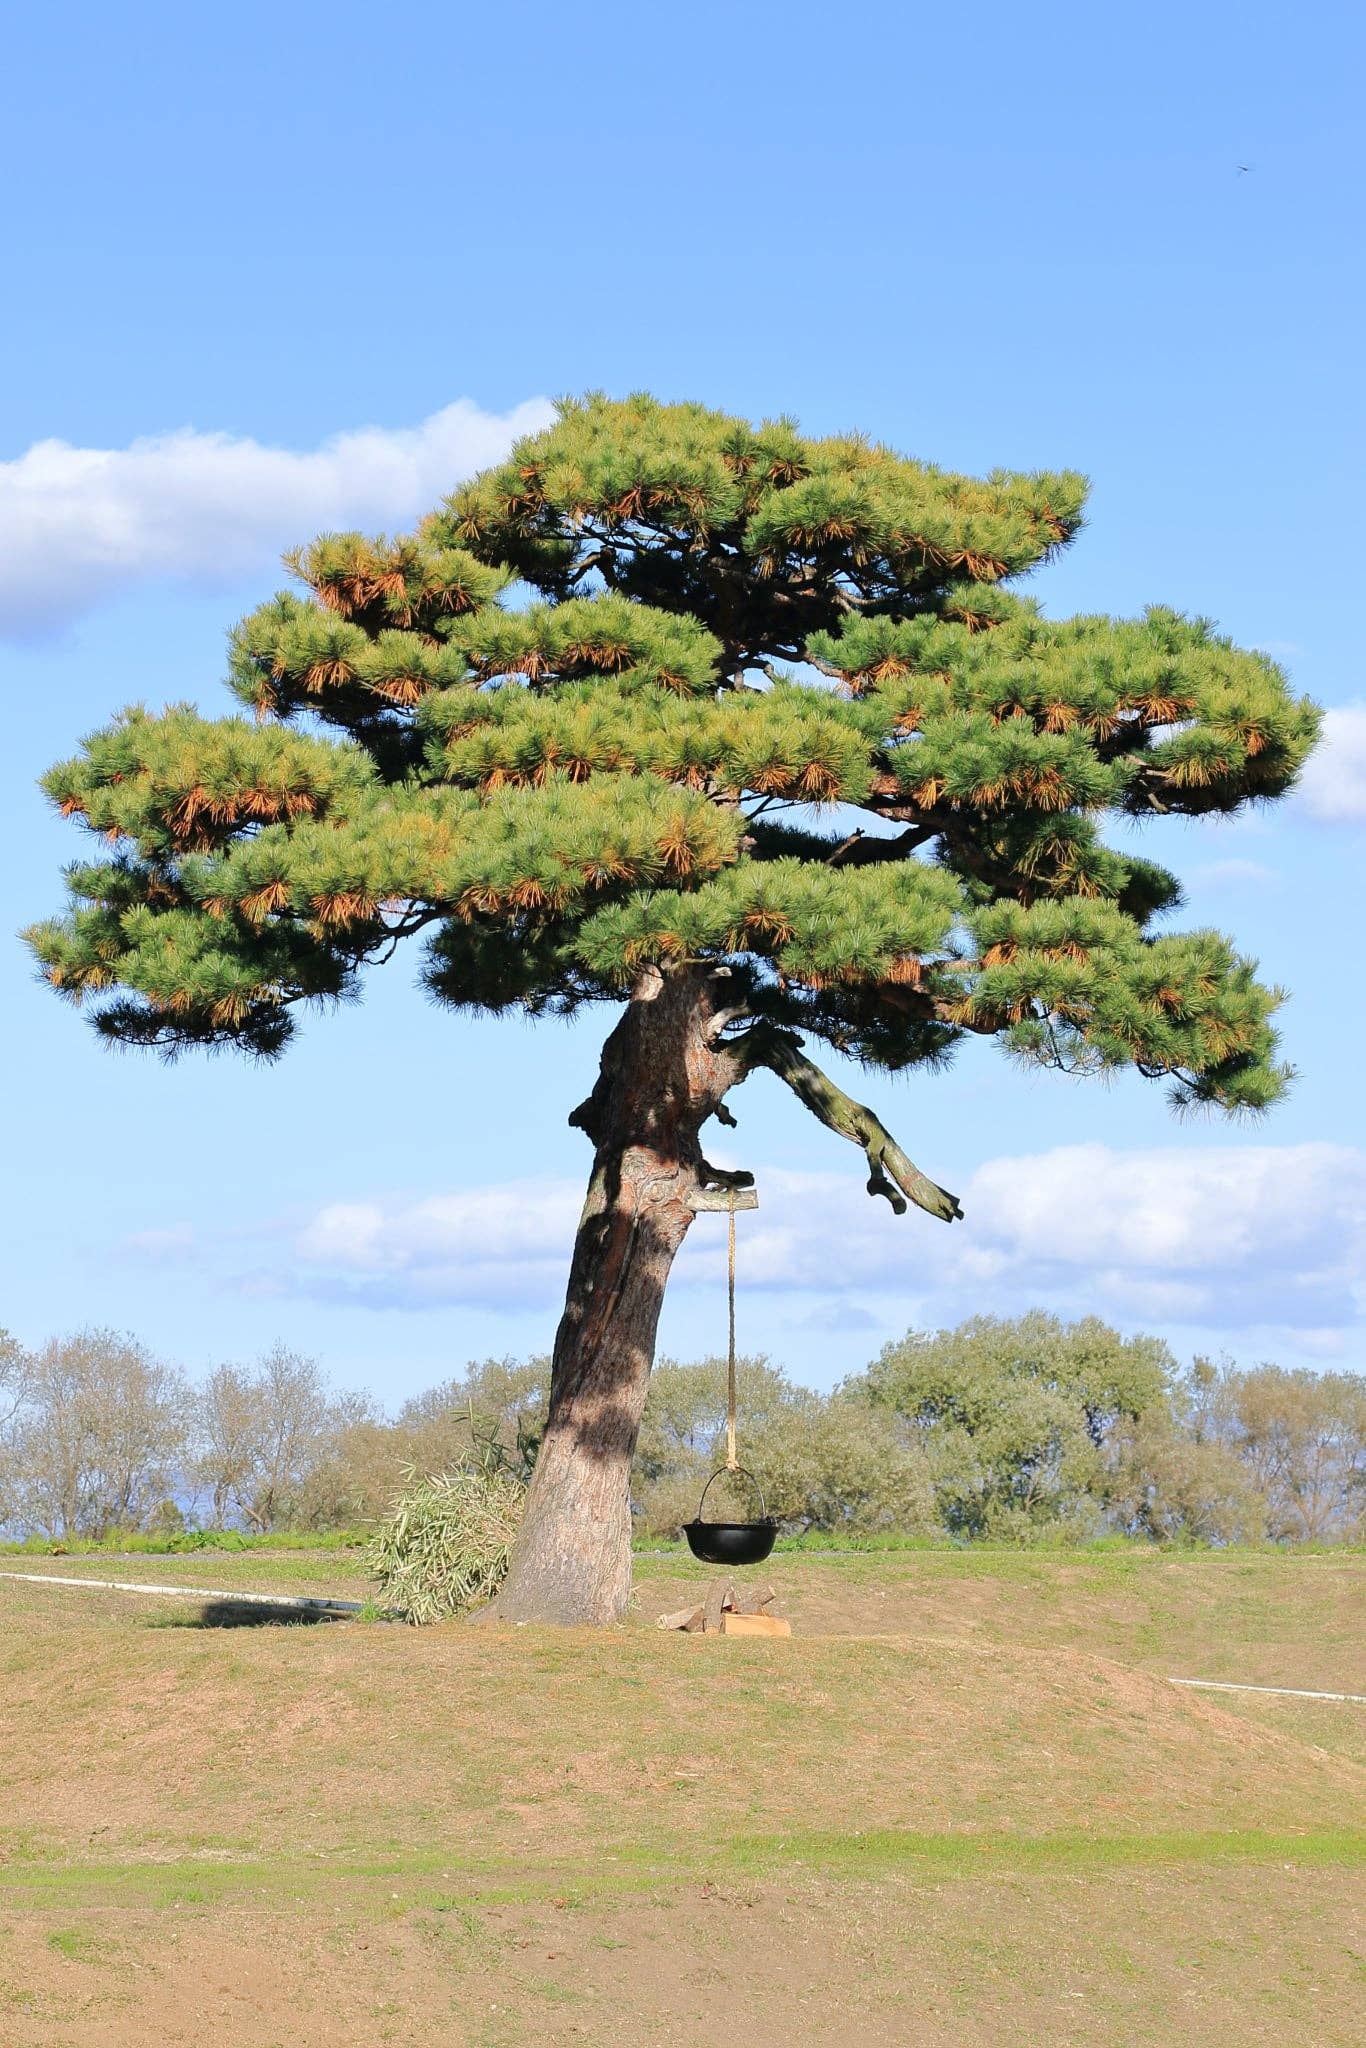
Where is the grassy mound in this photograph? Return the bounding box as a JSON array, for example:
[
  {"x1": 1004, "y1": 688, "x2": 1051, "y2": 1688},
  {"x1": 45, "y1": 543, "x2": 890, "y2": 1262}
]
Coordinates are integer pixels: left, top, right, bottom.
[{"x1": 1, "y1": 1547, "x2": 1362, "y2": 2044}]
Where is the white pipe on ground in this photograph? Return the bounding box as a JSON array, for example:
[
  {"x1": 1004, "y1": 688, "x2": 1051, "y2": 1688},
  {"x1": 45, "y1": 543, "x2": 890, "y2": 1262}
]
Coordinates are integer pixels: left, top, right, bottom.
[
  {"x1": 0, "y1": 1570, "x2": 362, "y2": 1614},
  {"x1": 1169, "y1": 1677, "x2": 1365, "y2": 1705}
]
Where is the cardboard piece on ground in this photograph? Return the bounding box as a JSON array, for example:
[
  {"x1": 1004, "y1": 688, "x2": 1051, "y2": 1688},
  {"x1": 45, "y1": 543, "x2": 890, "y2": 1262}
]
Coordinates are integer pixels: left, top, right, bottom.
[{"x1": 721, "y1": 1612, "x2": 792, "y2": 1637}]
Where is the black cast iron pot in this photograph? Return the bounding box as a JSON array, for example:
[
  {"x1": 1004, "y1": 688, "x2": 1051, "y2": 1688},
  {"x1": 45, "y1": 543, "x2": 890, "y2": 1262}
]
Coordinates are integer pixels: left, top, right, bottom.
[{"x1": 682, "y1": 1467, "x2": 778, "y2": 1566}]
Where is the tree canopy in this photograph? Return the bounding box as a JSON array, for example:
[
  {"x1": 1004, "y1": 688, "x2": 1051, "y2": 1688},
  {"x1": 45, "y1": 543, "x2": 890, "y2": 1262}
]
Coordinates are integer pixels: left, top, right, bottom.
[
  {"x1": 864, "y1": 1311, "x2": 1173, "y2": 1538},
  {"x1": 29, "y1": 393, "x2": 1319, "y2": 1128}
]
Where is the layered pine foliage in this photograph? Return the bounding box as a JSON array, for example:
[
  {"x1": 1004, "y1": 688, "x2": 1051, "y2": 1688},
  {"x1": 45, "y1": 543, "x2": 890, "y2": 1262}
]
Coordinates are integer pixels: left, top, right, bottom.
[{"x1": 29, "y1": 394, "x2": 1319, "y2": 1109}]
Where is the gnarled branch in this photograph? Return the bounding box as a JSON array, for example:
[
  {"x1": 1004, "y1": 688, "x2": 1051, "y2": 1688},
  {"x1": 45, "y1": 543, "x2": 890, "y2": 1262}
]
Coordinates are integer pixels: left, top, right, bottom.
[
  {"x1": 824, "y1": 825, "x2": 936, "y2": 867},
  {"x1": 738, "y1": 1024, "x2": 962, "y2": 1222}
]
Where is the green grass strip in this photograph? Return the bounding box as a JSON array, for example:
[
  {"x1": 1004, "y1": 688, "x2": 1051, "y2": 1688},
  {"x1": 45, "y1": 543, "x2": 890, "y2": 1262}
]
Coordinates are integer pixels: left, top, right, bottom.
[{"x1": 3, "y1": 1826, "x2": 1360, "y2": 1914}]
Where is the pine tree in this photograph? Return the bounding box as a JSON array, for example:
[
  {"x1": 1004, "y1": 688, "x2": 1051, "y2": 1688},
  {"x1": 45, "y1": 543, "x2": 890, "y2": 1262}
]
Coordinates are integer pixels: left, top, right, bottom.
[{"x1": 27, "y1": 395, "x2": 1319, "y2": 1622}]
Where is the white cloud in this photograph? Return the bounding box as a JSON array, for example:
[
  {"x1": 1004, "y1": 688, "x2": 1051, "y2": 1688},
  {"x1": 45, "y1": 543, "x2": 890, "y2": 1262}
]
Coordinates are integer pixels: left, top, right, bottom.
[
  {"x1": 1184, "y1": 856, "x2": 1277, "y2": 889},
  {"x1": 1298, "y1": 704, "x2": 1366, "y2": 824},
  {"x1": 963, "y1": 1141, "x2": 1357, "y2": 1275},
  {"x1": 124, "y1": 1222, "x2": 197, "y2": 1258},
  {"x1": 0, "y1": 396, "x2": 555, "y2": 637},
  {"x1": 257, "y1": 1141, "x2": 1366, "y2": 1348},
  {"x1": 291, "y1": 1181, "x2": 582, "y2": 1311}
]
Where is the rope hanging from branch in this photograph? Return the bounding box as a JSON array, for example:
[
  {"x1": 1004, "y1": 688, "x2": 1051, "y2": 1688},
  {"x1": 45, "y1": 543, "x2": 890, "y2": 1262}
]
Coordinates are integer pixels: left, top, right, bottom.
[
  {"x1": 726, "y1": 1185, "x2": 738, "y2": 1472},
  {"x1": 681, "y1": 1181, "x2": 777, "y2": 1566}
]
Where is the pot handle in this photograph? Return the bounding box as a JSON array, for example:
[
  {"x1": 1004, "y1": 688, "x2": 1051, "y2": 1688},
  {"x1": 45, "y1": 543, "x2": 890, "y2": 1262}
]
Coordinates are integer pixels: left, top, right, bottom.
[{"x1": 695, "y1": 1465, "x2": 769, "y2": 1523}]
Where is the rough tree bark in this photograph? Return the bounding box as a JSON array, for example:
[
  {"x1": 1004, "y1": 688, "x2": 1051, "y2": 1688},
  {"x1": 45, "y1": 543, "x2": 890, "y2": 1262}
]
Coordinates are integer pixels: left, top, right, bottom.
[
  {"x1": 492, "y1": 963, "x2": 749, "y2": 1626},
  {"x1": 491, "y1": 980, "x2": 961, "y2": 1627}
]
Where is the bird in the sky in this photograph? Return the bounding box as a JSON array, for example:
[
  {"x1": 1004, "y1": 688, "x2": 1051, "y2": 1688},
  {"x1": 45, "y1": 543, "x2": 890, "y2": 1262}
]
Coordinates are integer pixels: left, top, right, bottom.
[{"x1": 1237, "y1": 164, "x2": 1253, "y2": 174}]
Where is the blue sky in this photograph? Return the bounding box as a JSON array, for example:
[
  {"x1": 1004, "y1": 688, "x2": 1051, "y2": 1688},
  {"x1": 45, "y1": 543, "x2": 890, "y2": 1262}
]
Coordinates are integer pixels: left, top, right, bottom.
[{"x1": 2, "y1": 0, "x2": 1362, "y2": 1402}]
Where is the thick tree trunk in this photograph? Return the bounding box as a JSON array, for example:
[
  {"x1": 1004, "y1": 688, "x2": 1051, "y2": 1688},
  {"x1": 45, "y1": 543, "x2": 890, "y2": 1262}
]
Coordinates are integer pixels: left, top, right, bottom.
[{"x1": 493, "y1": 965, "x2": 744, "y2": 1626}]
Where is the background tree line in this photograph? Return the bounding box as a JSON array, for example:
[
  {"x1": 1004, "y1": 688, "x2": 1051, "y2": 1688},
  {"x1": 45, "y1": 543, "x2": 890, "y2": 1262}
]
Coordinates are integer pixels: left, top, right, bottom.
[{"x1": 0, "y1": 1315, "x2": 1361, "y2": 1546}]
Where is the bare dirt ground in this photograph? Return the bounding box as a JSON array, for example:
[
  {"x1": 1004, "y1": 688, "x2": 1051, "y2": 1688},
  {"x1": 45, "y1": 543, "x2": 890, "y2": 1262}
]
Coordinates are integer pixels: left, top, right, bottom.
[
  {"x1": 1, "y1": 1550, "x2": 1362, "y2": 2045},
  {"x1": 5, "y1": 1863, "x2": 1361, "y2": 2048}
]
